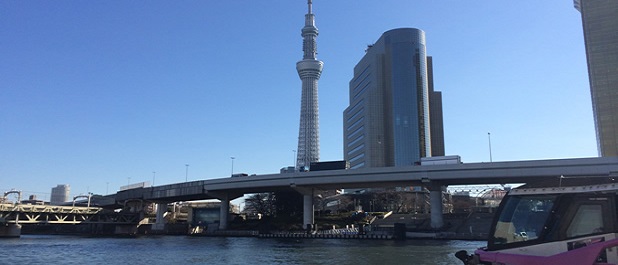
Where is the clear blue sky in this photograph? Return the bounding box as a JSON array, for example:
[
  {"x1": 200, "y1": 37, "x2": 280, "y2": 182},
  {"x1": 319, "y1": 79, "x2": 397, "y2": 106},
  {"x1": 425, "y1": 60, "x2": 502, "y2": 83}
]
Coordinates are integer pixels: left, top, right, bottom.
[{"x1": 1, "y1": 1, "x2": 596, "y2": 200}]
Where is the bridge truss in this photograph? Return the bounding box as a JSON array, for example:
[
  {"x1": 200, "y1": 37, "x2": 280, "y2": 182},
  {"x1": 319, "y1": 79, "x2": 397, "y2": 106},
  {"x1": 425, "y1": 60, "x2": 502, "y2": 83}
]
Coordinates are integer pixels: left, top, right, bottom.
[{"x1": 0, "y1": 203, "x2": 140, "y2": 225}]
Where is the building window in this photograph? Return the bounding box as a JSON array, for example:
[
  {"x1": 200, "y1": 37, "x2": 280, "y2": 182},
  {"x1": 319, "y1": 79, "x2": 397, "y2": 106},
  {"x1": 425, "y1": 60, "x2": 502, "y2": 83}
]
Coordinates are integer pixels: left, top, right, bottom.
[
  {"x1": 347, "y1": 144, "x2": 365, "y2": 156},
  {"x1": 346, "y1": 107, "x2": 364, "y2": 123},
  {"x1": 353, "y1": 81, "x2": 371, "y2": 100},
  {"x1": 347, "y1": 125, "x2": 364, "y2": 139},
  {"x1": 351, "y1": 162, "x2": 365, "y2": 169},
  {"x1": 347, "y1": 134, "x2": 364, "y2": 147},
  {"x1": 347, "y1": 117, "x2": 364, "y2": 132},
  {"x1": 349, "y1": 153, "x2": 365, "y2": 163}
]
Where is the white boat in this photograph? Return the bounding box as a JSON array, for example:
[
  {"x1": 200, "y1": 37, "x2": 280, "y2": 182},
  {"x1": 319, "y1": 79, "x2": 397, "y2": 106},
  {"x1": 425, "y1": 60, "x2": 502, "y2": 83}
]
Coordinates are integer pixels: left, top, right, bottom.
[{"x1": 456, "y1": 183, "x2": 618, "y2": 265}]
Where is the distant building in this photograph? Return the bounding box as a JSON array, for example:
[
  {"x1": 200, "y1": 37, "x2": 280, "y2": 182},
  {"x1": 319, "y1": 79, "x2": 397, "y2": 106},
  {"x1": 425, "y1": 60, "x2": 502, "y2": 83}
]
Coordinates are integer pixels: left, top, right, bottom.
[
  {"x1": 50, "y1": 184, "x2": 70, "y2": 205},
  {"x1": 343, "y1": 28, "x2": 445, "y2": 169},
  {"x1": 574, "y1": 0, "x2": 618, "y2": 156}
]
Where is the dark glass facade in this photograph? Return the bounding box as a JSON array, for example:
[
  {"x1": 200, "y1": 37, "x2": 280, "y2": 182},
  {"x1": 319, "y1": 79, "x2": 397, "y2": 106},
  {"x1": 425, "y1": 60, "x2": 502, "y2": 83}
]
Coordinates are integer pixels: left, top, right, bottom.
[
  {"x1": 576, "y1": 0, "x2": 618, "y2": 156},
  {"x1": 428, "y1": 57, "x2": 445, "y2": 157},
  {"x1": 343, "y1": 28, "x2": 444, "y2": 169}
]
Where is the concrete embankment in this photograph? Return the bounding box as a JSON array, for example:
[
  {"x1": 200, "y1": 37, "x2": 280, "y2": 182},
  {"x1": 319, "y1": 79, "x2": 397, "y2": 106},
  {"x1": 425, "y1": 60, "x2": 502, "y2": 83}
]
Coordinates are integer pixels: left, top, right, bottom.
[
  {"x1": 258, "y1": 233, "x2": 391, "y2": 240},
  {"x1": 190, "y1": 230, "x2": 392, "y2": 239}
]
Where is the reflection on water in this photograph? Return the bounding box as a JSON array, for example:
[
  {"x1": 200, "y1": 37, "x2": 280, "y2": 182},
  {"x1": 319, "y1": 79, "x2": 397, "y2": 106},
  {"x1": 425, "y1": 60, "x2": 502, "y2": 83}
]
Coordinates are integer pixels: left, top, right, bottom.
[{"x1": 0, "y1": 235, "x2": 484, "y2": 265}]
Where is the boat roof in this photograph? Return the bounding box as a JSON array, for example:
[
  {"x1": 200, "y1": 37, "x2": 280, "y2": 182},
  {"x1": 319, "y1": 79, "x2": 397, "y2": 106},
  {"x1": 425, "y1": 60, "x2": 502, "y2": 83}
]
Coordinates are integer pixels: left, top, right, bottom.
[{"x1": 510, "y1": 183, "x2": 618, "y2": 195}]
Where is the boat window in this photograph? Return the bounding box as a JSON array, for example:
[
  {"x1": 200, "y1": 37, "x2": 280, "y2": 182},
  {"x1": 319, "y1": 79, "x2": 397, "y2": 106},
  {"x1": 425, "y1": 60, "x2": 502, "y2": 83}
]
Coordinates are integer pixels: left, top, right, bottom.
[
  {"x1": 566, "y1": 204, "x2": 604, "y2": 238},
  {"x1": 491, "y1": 195, "x2": 556, "y2": 246}
]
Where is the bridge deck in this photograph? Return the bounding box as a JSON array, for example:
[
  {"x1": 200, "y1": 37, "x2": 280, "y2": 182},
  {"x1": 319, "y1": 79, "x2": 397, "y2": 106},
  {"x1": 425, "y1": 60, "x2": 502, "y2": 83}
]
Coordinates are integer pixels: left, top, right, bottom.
[{"x1": 115, "y1": 157, "x2": 618, "y2": 203}]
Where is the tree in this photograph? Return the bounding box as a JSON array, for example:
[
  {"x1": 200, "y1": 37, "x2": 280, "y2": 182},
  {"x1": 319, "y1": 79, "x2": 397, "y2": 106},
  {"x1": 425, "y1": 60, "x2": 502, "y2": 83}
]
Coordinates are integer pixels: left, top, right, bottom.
[
  {"x1": 273, "y1": 191, "x2": 303, "y2": 217},
  {"x1": 244, "y1": 193, "x2": 276, "y2": 217}
]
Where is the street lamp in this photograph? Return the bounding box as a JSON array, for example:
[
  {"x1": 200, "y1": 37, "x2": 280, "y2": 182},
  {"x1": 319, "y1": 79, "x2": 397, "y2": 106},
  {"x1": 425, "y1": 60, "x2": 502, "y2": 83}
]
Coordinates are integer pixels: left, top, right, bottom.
[
  {"x1": 293, "y1": 150, "x2": 297, "y2": 169},
  {"x1": 152, "y1": 171, "x2": 156, "y2": 186},
  {"x1": 185, "y1": 164, "x2": 189, "y2": 182},
  {"x1": 488, "y1": 132, "x2": 493, "y2": 162},
  {"x1": 230, "y1": 157, "x2": 235, "y2": 176}
]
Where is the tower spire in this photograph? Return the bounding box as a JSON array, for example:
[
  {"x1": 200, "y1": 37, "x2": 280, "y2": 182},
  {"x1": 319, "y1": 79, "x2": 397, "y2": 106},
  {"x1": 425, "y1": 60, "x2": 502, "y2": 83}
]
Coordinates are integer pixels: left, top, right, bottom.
[{"x1": 295, "y1": 0, "x2": 323, "y2": 170}]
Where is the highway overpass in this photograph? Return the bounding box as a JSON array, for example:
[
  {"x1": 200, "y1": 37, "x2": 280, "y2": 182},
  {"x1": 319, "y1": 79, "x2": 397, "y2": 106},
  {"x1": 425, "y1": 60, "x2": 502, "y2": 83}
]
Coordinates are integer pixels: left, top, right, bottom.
[{"x1": 113, "y1": 156, "x2": 618, "y2": 230}]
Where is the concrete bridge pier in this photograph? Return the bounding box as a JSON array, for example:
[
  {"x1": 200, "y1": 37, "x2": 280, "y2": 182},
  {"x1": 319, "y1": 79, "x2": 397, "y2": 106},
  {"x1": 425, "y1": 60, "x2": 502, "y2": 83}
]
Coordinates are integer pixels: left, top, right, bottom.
[
  {"x1": 152, "y1": 203, "x2": 167, "y2": 231},
  {"x1": 427, "y1": 182, "x2": 445, "y2": 229},
  {"x1": 292, "y1": 187, "x2": 314, "y2": 231},
  {"x1": 219, "y1": 193, "x2": 229, "y2": 230},
  {"x1": 303, "y1": 193, "x2": 314, "y2": 231},
  {"x1": 0, "y1": 224, "x2": 21, "y2": 237},
  {"x1": 205, "y1": 191, "x2": 242, "y2": 230}
]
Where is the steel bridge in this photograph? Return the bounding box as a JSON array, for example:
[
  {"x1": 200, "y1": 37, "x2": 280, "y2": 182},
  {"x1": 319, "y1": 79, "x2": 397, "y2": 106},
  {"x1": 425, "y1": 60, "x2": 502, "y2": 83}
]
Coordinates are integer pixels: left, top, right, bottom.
[
  {"x1": 0, "y1": 203, "x2": 102, "y2": 224},
  {"x1": 1, "y1": 189, "x2": 142, "y2": 224},
  {"x1": 1, "y1": 190, "x2": 145, "y2": 237}
]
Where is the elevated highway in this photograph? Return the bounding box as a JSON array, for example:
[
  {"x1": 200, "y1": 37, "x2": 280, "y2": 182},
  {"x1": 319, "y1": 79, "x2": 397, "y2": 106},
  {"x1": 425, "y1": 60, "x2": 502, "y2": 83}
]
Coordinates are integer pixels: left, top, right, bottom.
[{"x1": 114, "y1": 157, "x2": 618, "y2": 231}]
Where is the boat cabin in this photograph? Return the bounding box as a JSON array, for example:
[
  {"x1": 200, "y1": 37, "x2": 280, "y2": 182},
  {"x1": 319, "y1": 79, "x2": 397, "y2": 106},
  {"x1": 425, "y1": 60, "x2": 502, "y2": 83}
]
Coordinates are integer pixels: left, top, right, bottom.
[{"x1": 457, "y1": 184, "x2": 618, "y2": 265}]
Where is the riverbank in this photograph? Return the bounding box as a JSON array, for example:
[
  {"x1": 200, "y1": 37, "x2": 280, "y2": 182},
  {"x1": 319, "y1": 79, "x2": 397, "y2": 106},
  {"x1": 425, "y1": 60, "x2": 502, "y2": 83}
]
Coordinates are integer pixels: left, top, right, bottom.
[
  {"x1": 18, "y1": 211, "x2": 493, "y2": 240},
  {"x1": 188, "y1": 230, "x2": 393, "y2": 240}
]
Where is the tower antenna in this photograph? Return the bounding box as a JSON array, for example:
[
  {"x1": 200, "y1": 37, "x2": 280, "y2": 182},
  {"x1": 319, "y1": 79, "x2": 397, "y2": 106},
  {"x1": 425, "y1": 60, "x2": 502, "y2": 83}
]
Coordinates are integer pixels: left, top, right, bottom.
[{"x1": 295, "y1": 0, "x2": 323, "y2": 169}]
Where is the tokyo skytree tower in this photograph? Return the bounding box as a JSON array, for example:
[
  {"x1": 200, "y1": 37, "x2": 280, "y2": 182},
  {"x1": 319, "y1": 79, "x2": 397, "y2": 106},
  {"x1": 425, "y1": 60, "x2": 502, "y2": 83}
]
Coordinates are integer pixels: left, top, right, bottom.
[{"x1": 296, "y1": 0, "x2": 323, "y2": 170}]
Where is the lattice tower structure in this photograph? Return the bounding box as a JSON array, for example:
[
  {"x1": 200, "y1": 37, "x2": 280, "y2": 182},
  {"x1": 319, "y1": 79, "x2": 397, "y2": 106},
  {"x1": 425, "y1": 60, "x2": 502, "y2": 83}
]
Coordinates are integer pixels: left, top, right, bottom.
[{"x1": 296, "y1": 0, "x2": 323, "y2": 169}]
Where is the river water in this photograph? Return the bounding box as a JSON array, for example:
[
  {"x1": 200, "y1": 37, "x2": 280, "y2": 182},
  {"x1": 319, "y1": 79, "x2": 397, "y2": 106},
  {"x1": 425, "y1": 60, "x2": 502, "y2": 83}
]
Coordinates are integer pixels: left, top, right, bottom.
[{"x1": 0, "y1": 235, "x2": 484, "y2": 264}]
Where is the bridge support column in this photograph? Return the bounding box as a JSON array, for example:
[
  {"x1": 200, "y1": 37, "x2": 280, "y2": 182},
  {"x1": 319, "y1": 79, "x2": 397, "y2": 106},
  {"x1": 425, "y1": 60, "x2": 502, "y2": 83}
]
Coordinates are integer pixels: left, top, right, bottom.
[
  {"x1": 303, "y1": 193, "x2": 314, "y2": 231},
  {"x1": 204, "y1": 191, "x2": 242, "y2": 231},
  {"x1": 152, "y1": 203, "x2": 167, "y2": 231},
  {"x1": 428, "y1": 183, "x2": 445, "y2": 229},
  {"x1": 291, "y1": 187, "x2": 314, "y2": 231},
  {"x1": 219, "y1": 194, "x2": 229, "y2": 230},
  {"x1": 0, "y1": 224, "x2": 21, "y2": 238}
]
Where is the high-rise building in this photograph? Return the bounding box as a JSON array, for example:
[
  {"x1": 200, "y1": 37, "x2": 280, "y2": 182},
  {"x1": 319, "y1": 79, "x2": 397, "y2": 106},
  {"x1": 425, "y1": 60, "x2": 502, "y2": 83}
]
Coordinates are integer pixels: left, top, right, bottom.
[
  {"x1": 50, "y1": 184, "x2": 70, "y2": 205},
  {"x1": 295, "y1": 0, "x2": 324, "y2": 169},
  {"x1": 343, "y1": 28, "x2": 444, "y2": 169},
  {"x1": 574, "y1": 0, "x2": 618, "y2": 156},
  {"x1": 428, "y1": 57, "x2": 445, "y2": 157}
]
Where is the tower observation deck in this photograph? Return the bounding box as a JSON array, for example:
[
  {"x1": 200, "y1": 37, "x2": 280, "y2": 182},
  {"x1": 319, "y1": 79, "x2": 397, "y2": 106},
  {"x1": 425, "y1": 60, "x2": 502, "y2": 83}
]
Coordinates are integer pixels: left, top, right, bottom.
[{"x1": 296, "y1": 0, "x2": 324, "y2": 169}]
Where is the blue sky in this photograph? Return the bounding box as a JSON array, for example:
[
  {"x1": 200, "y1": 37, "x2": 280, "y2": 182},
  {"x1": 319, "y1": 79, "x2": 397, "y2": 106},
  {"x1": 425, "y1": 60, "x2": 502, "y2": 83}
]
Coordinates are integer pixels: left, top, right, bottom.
[{"x1": 1, "y1": 1, "x2": 596, "y2": 200}]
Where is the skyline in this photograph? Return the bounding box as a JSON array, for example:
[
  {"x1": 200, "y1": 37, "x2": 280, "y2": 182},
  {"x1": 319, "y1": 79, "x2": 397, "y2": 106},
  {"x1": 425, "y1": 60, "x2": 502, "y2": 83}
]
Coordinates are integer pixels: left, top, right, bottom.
[{"x1": 1, "y1": 1, "x2": 596, "y2": 200}]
